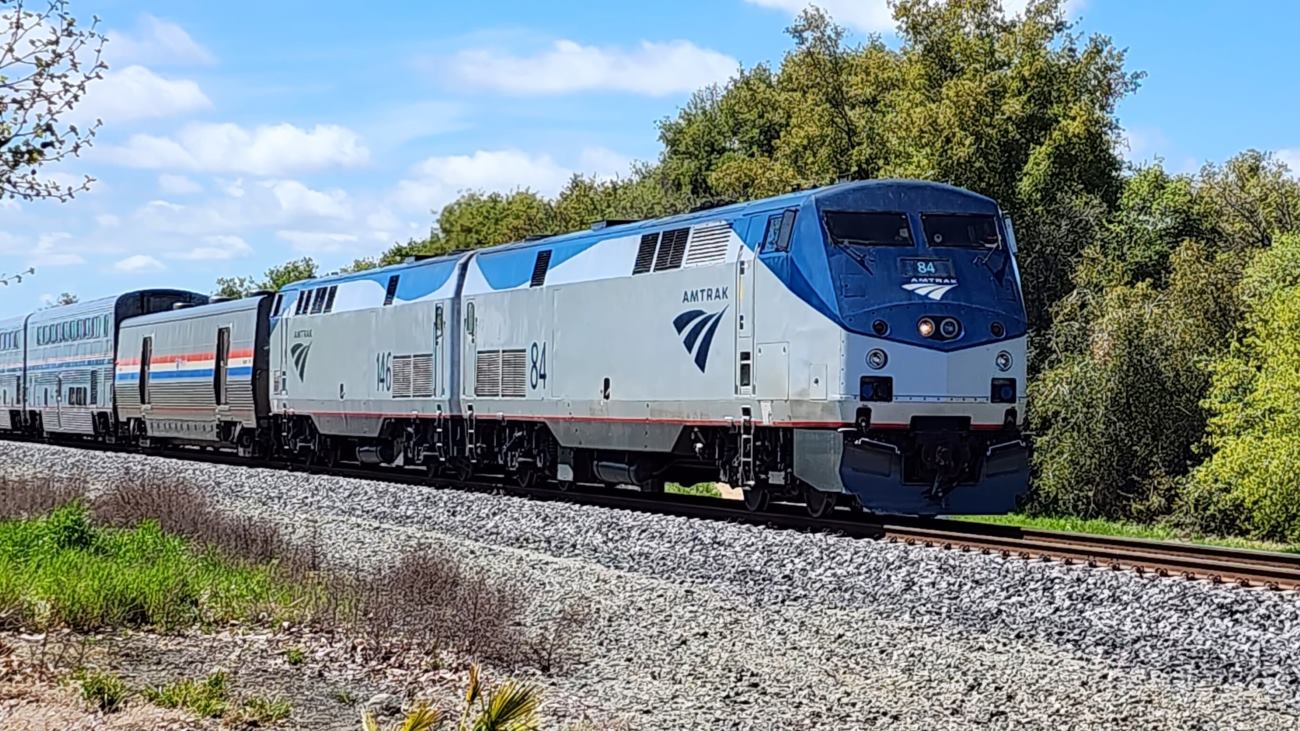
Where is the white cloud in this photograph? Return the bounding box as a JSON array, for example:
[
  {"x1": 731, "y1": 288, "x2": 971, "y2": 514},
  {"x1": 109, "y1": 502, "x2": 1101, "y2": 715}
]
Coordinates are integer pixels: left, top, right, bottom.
[
  {"x1": 158, "y1": 174, "x2": 203, "y2": 195},
  {"x1": 102, "y1": 123, "x2": 370, "y2": 176},
  {"x1": 108, "y1": 14, "x2": 215, "y2": 66},
  {"x1": 449, "y1": 40, "x2": 737, "y2": 96},
  {"x1": 79, "y1": 66, "x2": 211, "y2": 123},
  {"x1": 745, "y1": 0, "x2": 1085, "y2": 33},
  {"x1": 1279, "y1": 149, "x2": 1300, "y2": 178},
  {"x1": 30, "y1": 233, "x2": 84, "y2": 267},
  {"x1": 167, "y1": 235, "x2": 253, "y2": 261},
  {"x1": 264, "y1": 180, "x2": 351, "y2": 220},
  {"x1": 96, "y1": 214, "x2": 121, "y2": 228},
  {"x1": 393, "y1": 147, "x2": 630, "y2": 213},
  {"x1": 746, "y1": 0, "x2": 894, "y2": 33},
  {"x1": 113, "y1": 254, "x2": 165, "y2": 273},
  {"x1": 276, "y1": 230, "x2": 360, "y2": 253}
]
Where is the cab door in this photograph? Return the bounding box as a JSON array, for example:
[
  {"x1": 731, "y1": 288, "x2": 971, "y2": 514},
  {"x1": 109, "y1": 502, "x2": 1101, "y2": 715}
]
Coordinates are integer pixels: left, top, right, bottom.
[
  {"x1": 462, "y1": 300, "x2": 477, "y2": 399},
  {"x1": 735, "y1": 226, "x2": 756, "y2": 397}
]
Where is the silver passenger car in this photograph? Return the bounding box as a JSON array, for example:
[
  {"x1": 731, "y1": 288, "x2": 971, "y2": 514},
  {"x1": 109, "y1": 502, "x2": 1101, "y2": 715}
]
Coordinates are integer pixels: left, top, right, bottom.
[
  {"x1": 116, "y1": 295, "x2": 270, "y2": 450},
  {"x1": 25, "y1": 290, "x2": 207, "y2": 437},
  {"x1": 0, "y1": 314, "x2": 26, "y2": 431}
]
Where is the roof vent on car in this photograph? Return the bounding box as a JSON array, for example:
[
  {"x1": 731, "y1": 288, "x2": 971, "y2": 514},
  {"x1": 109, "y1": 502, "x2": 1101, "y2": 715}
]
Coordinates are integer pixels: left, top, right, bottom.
[{"x1": 590, "y1": 219, "x2": 636, "y2": 231}]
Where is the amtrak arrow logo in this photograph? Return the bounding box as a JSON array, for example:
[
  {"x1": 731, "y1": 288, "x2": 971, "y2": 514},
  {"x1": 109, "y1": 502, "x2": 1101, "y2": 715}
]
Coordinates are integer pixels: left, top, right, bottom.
[
  {"x1": 290, "y1": 342, "x2": 311, "y2": 380},
  {"x1": 673, "y1": 307, "x2": 727, "y2": 373},
  {"x1": 902, "y1": 281, "x2": 957, "y2": 301}
]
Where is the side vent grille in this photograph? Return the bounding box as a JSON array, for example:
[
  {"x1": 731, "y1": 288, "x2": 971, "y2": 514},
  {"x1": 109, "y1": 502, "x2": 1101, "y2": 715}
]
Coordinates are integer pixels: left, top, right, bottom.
[
  {"x1": 473, "y1": 350, "x2": 527, "y2": 398},
  {"x1": 684, "y1": 222, "x2": 732, "y2": 267},
  {"x1": 632, "y1": 233, "x2": 659, "y2": 275},
  {"x1": 384, "y1": 276, "x2": 400, "y2": 306},
  {"x1": 652, "y1": 230, "x2": 675, "y2": 271},
  {"x1": 391, "y1": 354, "x2": 435, "y2": 399},
  {"x1": 410, "y1": 354, "x2": 434, "y2": 398},
  {"x1": 501, "y1": 349, "x2": 527, "y2": 398},
  {"x1": 474, "y1": 351, "x2": 502, "y2": 398},
  {"x1": 660, "y1": 228, "x2": 690, "y2": 270},
  {"x1": 530, "y1": 250, "x2": 552, "y2": 287},
  {"x1": 392, "y1": 355, "x2": 413, "y2": 398}
]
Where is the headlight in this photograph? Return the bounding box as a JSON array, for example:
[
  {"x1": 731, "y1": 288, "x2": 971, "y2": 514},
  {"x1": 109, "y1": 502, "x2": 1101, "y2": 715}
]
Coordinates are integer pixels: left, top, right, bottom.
[
  {"x1": 918, "y1": 318, "x2": 935, "y2": 338},
  {"x1": 867, "y1": 348, "x2": 887, "y2": 370},
  {"x1": 939, "y1": 318, "x2": 961, "y2": 339},
  {"x1": 995, "y1": 350, "x2": 1013, "y2": 372},
  {"x1": 872, "y1": 319, "x2": 889, "y2": 336}
]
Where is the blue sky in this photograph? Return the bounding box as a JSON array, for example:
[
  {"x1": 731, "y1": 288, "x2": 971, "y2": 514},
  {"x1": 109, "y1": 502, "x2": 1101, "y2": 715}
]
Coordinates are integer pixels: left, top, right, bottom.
[{"x1": 1, "y1": 0, "x2": 1297, "y2": 307}]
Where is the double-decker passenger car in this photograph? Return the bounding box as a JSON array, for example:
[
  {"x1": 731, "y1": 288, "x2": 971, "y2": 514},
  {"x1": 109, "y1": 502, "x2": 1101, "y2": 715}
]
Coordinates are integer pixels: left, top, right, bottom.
[
  {"x1": 0, "y1": 315, "x2": 25, "y2": 431},
  {"x1": 24, "y1": 291, "x2": 208, "y2": 437}
]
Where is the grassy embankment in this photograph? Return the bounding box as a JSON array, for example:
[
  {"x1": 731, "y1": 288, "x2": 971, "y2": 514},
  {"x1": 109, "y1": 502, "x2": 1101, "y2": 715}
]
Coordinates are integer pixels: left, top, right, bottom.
[
  {"x1": 955, "y1": 513, "x2": 1300, "y2": 554},
  {"x1": 0, "y1": 478, "x2": 564, "y2": 728},
  {"x1": 664, "y1": 478, "x2": 1300, "y2": 554}
]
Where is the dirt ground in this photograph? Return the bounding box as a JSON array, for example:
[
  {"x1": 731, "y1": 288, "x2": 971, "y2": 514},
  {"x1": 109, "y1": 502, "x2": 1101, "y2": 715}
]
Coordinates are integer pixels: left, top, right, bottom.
[{"x1": 0, "y1": 629, "x2": 479, "y2": 730}]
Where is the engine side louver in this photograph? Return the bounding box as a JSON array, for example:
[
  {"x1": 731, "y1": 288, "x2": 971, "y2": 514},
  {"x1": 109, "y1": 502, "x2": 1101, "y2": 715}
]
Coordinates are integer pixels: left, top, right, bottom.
[
  {"x1": 530, "y1": 250, "x2": 552, "y2": 287},
  {"x1": 475, "y1": 351, "x2": 501, "y2": 398},
  {"x1": 410, "y1": 354, "x2": 434, "y2": 398},
  {"x1": 500, "y1": 349, "x2": 528, "y2": 398},
  {"x1": 632, "y1": 233, "x2": 659, "y2": 275},
  {"x1": 392, "y1": 356, "x2": 413, "y2": 398},
  {"x1": 660, "y1": 228, "x2": 690, "y2": 270},
  {"x1": 684, "y1": 222, "x2": 731, "y2": 267}
]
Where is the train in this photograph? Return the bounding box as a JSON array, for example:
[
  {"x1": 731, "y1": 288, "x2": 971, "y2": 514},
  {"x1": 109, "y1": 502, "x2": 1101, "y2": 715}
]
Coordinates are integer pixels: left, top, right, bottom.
[{"x1": 0, "y1": 179, "x2": 1029, "y2": 517}]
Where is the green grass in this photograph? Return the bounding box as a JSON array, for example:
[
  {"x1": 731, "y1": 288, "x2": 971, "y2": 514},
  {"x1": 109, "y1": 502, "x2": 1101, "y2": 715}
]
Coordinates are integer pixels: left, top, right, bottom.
[
  {"x1": 0, "y1": 503, "x2": 314, "y2": 632},
  {"x1": 954, "y1": 513, "x2": 1300, "y2": 554},
  {"x1": 75, "y1": 670, "x2": 130, "y2": 713},
  {"x1": 236, "y1": 695, "x2": 293, "y2": 725},
  {"x1": 666, "y1": 483, "x2": 722, "y2": 498},
  {"x1": 143, "y1": 671, "x2": 230, "y2": 718},
  {"x1": 284, "y1": 646, "x2": 305, "y2": 666}
]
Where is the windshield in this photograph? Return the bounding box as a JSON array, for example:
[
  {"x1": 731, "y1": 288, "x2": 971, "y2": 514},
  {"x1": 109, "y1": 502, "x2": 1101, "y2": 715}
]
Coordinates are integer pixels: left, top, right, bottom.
[
  {"x1": 921, "y1": 214, "x2": 1001, "y2": 249},
  {"x1": 824, "y1": 212, "x2": 913, "y2": 247}
]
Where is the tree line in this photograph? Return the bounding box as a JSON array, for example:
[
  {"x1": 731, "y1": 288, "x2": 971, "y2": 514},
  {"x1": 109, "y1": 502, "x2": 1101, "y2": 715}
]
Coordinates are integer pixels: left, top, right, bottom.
[{"x1": 212, "y1": 0, "x2": 1298, "y2": 539}]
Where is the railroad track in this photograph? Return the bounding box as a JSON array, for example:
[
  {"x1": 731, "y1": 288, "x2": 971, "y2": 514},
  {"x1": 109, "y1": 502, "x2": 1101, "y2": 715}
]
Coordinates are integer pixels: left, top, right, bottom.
[{"x1": 11, "y1": 436, "x2": 1300, "y2": 591}]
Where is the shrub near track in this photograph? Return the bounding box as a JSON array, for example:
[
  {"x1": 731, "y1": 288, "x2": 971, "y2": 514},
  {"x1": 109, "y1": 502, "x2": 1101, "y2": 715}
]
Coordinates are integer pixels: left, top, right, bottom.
[{"x1": 0, "y1": 502, "x2": 311, "y2": 632}]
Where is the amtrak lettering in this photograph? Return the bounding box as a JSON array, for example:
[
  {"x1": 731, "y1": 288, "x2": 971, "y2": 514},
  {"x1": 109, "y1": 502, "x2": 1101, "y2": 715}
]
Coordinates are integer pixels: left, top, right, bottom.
[{"x1": 681, "y1": 287, "x2": 729, "y2": 304}]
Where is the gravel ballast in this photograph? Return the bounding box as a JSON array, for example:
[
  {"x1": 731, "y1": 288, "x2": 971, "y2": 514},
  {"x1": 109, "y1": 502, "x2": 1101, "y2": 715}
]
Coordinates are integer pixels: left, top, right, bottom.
[{"x1": 3, "y1": 441, "x2": 1299, "y2": 730}]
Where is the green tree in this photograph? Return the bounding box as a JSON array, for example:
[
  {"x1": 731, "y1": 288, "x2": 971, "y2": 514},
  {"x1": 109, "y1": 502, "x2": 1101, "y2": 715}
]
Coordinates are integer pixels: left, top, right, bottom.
[
  {"x1": 1029, "y1": 240, "x2": 1239, "y2": 520},
  {"x1": 1196, "y1": 150, "x2": 1300, "y2": 253},
  {"x1": 214, "y1": 258, "x2": 318, "y2": 297},
  {"x1": 1184, "y1": 235, "x2": 1300, "y2": 540},
  {"x1": 0, "y1": 0, "x2": 107, "y2": 202},
  {"x1": 655, "y1": 0, "x2": 1140, "y2": 328}
]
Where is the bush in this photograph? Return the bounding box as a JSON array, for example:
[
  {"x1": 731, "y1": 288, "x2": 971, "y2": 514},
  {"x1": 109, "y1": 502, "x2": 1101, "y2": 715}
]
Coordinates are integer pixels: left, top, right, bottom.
[
  {"x1": 1185, "y1": 235, "x2": 1300, "y2": 540},
  {"x1": 0, "y1": 504, "x2": 312, "y2": 631},
  {"x1": 1029, "y1": 241, "x2": 1239, "y2": 520}
]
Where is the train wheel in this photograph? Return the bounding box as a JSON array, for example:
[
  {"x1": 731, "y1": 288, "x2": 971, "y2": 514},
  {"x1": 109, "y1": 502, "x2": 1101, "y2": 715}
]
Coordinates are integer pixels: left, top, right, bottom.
[
  {"x1": 742, "y1": 487, "x2": 770, "y2": 513},
  {"x1": 516, "y1": 464, "x2": 538, "y2": 489},
  {"x1": 804, "y1": 485, "x2": 837, "y2": 519},
  {"x1": 451, "y1": 460, "x2": 473, "y2": 483},
  {"x1": 555, "y1": 480, "x2": 573, "y2": 492}
]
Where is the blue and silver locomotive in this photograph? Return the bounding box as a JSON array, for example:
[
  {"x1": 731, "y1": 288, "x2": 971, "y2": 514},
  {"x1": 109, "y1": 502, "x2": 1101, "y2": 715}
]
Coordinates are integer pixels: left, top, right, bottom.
[
  {"x1": 0, "y1": 179, "x2": 1028, "y2": 517},
  {"x1": 268, "y1": 178, "x2": 1029, "y2": 515}
]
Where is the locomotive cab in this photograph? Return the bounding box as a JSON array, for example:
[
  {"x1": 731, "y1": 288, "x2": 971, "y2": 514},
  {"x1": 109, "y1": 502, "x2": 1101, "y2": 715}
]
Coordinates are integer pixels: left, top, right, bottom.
[{"x1": 759, "y1": 181, "x2": 1030, "y2": 515}]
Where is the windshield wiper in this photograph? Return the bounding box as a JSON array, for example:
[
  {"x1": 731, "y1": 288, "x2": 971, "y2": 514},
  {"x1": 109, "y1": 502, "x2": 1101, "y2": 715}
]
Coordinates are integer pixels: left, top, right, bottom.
[{"x1": 835, "y1": 243, "x2": 875, "y2": 274}]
